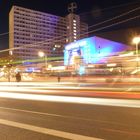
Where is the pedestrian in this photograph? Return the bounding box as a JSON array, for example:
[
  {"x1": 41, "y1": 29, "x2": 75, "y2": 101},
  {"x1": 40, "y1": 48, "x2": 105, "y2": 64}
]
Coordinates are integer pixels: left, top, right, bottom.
[
  {"x1": 15, "y1": 72, "x2": 21, "y2": 82},
  {"x1": 57, "y1": 75, "x2": 61, "y2": 82}
]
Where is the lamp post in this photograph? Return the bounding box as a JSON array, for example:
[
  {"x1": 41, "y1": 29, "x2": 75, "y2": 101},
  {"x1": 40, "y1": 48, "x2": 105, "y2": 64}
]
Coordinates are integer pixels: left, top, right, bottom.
[
  {"x1": 7, "y1": 50, "x2": 13, "y2": 82},
  {"x1": 132, "y1": 36, "x2": 140, "y2": 71},
  {"x1": 38, "y1": 51, "x2": 47, "y2": 70}
]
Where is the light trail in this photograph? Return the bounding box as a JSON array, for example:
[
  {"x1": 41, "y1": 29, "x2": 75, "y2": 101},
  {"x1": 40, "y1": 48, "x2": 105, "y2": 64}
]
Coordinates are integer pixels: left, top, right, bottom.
[
  {"x1": 0, "y1": 82, "x2": 140, "y2": 92},
  {"x1": 0, "y1": 91, "x2": 139, "y2": 108},
  {"x1": 0, "y1": 84, "x2": 140, "y2": 100},
  {"x1": 0, "y1": 84, "x2": 140, "y2": 98}
]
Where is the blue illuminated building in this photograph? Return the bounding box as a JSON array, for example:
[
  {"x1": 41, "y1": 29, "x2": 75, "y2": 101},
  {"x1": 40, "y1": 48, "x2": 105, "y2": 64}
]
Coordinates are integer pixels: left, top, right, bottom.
[{"x1": 64, "y1": 36, "x2": 131, "y2": 65}]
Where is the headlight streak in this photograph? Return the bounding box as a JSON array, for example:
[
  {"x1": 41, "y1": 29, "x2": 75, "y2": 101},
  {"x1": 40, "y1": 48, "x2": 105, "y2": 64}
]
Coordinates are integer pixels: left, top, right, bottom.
[
  {"x1": 0, "y1": 92, "x2": 139, "y2": 108},
  {"x1": 0, "y1": 85, "x2": 140, "y2": 93}
]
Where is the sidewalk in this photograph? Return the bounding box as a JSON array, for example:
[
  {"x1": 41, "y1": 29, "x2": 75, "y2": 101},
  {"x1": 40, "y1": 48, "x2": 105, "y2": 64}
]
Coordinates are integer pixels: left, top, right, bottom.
[{"x1": 1, "y1": 75, "x2": 140, "y2": 83}]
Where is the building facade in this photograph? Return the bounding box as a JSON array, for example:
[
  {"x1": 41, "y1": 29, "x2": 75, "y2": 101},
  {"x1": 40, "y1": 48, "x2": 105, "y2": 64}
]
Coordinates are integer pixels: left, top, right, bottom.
[
  {"x1": 9, "y1": 5, "x2": 88, "y2": 61},
  {"x1": 64, "y1": 36, "x2": 132, "y2": 65}
]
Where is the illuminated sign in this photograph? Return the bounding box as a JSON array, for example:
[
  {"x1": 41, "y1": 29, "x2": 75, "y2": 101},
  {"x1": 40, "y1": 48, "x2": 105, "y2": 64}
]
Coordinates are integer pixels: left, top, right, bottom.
[{"x1": 25, "y1": 67, "x2": 34, "y2": 72}]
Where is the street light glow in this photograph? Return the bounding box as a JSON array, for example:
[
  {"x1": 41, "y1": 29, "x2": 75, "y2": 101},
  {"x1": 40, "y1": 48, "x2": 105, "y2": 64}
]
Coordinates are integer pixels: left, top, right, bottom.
[
  {"x1": 38, "y1": 51, "x2": 45, "y2": 57},
  {"x1": 38, "y1": 51, "x2": 47, "y2": 69},
  {"x1": 132, "y1": 36, "x2": 140, "y2": 44},
  {"x1": 9, "y1": 50, "x2": 13, "y2": 55}
]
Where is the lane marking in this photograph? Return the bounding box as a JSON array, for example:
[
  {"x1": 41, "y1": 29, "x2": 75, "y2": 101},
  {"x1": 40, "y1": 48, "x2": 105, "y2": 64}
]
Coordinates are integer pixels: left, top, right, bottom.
[
  {"x1": 103, "y1": 128, "x2": 140, "y2": 136},
  {"x1": 0, "y1": 92, "x2": 139, "y2": 108},
  {"x1": 0, "y1": 118, "x2": 103, "y2": 140},
  {"x1": 0, "y1": 106, "x2": 127, "y2": 127},
  {"x1": 0, "y1": 107, "x2": 139, "y2": 138}
]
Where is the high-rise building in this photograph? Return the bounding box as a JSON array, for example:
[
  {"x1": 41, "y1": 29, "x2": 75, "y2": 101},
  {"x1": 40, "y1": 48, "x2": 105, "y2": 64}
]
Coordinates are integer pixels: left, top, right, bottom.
[{"x1": 9, "y1": 5, "x2": 88, "y2": 60}]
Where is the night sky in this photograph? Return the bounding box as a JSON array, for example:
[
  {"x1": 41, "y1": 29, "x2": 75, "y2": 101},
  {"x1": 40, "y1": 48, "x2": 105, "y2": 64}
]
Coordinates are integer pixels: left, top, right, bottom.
[{"x1": 0, "y1": 0, "x2": 140, "y2": 50}]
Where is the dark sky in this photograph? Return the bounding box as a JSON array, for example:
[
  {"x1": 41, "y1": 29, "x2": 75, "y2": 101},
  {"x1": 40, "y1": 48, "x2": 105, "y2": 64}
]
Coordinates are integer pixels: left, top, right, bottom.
[{"x1": 0, "y1": 0, "x2": 140, "y2": 49}]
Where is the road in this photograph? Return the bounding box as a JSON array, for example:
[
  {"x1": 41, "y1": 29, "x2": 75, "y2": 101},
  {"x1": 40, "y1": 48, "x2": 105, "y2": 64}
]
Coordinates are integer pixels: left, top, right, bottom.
[
  {"x1": 0, "y1": 86, "x2": 139, "y2": 140},
  {"x1": 0, "y1": 82, "x2": 140, "y2": 99}
]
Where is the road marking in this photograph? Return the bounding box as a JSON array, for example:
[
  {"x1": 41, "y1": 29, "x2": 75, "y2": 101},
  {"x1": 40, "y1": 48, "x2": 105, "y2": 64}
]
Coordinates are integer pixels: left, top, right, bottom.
[
  {"x1": 0, "y1": 106, "x2": 126, "y2": 127},
  {"x1": 0, "y1": 106, "x2": 139, "y2": 138},
  {"x1": 0, "y1": 92, "x2": 139, "y2": 108},
  {"x1": 0, "y1": 118, "x2": 103, "y2": 140},
  {"x1": 103, "y1": 128, "x2": 140, "y2": 136}
]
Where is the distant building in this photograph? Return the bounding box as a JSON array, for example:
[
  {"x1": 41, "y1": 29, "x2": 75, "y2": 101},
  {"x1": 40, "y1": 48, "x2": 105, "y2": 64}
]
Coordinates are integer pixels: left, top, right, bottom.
[{"x1": 9, "y1": 5, "x2": 88, "y2": 60}]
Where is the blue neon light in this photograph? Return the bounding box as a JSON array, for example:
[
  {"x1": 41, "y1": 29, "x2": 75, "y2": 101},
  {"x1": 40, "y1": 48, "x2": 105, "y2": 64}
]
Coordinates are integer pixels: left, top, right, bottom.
[{"x1": 64, "y1": 36, "x2": 129, "y2": 65}]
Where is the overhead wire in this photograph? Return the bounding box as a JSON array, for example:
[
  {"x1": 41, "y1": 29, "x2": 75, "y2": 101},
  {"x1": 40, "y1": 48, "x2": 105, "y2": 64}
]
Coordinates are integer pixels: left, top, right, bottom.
[
  {"x1": 1, "y1": 4, "x2": 140, "y2": 36},
  {"x1": 86, "y1": 6, "x2": 140, "y2": 28},
  {"x1": 79, "y1": 1, "x2": 140, "y2": 17},
  {"x1": 0, "y1": 1, "x2": 140, "y2": 37},
  {"x1": 0, "y1": 3, "x2": 140, "y2": 54}
]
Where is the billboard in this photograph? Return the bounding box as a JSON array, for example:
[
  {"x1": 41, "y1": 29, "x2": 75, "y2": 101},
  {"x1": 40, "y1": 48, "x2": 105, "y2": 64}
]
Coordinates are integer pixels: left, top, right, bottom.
[{"x1": 64, "y1": 36, "x2": 129, "y2": 66}]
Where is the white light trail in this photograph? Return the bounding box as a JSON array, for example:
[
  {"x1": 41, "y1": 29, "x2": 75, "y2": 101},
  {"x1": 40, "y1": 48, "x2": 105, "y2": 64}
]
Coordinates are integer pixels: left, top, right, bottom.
[
  {"x1": 0, "y1": 92, "x2": 139, "y2": 108},
  {"x1": 0, "y1": 84, "x2": 140, "y2": 93}
]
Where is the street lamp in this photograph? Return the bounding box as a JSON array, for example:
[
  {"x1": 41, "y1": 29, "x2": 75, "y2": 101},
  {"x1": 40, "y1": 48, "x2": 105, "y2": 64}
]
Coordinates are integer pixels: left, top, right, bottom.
[
  {"x1": 9, "y1": 50, "x2": 13, "y2": 56},
  {"x1": 38, "y1": 51, "x2": 47, "y2": 69},
  {"x1": 7, "y1": 50, "x2": 13, "y2": 82},
  {"x1": 132, "y1": 36, "x2": 140, "y2": 71}
]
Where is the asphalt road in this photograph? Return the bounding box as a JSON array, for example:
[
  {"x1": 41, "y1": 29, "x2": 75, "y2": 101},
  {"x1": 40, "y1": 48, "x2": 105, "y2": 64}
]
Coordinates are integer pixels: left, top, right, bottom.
[{"x1": 0, "y1": 93, "x2": 139, "y2": 140}]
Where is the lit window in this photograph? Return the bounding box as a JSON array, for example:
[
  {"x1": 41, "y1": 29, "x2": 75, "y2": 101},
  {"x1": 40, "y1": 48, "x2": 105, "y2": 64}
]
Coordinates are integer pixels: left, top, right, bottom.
[
  {"x1": 74, "y1": 36, "x2": 77, "y2": 39},
  {"x1": 73, "y1": 33, "x2": 76, "y2": 36},
  {"x1": 73, "y1": 30, "x2": 76, "y2": 32},
  {"x1": 73, "y1": 20, "x2": 76, "y2": 23},
  {"x1": 55, "y1": 44, "x2": 61, "y2": 48},
  {"x1": 73, "y1": 26, "x2": 76, "y2": 29},
  {"x1": 73, "y1": 23, "x2": 76, "y2": 26}
]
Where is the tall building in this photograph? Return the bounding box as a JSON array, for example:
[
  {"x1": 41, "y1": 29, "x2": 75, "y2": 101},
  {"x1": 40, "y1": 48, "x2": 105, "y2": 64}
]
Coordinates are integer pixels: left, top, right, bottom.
[{"x1": 9, "y1": 5, "x2": 88, "y2": 61}]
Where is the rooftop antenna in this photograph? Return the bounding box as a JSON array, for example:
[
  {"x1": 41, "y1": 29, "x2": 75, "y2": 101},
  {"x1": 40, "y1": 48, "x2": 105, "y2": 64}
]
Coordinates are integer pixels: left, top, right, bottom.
[{"x1": 68, "y1": 2, "x2": 77, "y2": 13}]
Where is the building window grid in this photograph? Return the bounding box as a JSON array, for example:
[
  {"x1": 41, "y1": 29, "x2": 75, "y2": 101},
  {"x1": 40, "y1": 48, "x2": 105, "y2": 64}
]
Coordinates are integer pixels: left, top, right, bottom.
[{"x1": 11, "y1": 6, "x2": 88, "y2": 59}]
